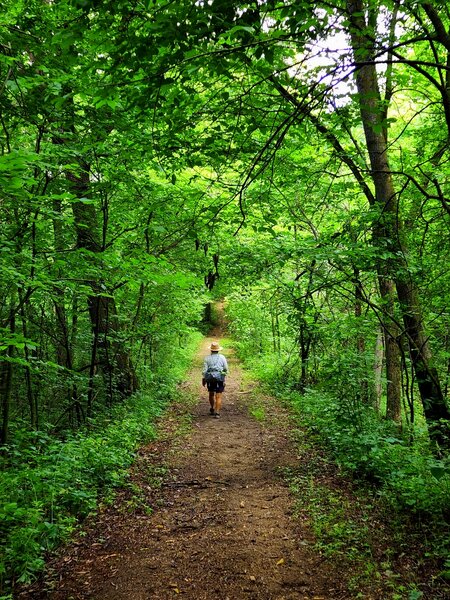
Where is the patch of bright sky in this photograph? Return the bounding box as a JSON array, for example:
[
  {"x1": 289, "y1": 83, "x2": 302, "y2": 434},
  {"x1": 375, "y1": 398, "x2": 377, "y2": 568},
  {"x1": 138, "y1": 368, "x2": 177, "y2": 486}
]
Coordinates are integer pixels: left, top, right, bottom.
[{"x1": 284, "y1": 7, "x2": 402, "y2": 107}]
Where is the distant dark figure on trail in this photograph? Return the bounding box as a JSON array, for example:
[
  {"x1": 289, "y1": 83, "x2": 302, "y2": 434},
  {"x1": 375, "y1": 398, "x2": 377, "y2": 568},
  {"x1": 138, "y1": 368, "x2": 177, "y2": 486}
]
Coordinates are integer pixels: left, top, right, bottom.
[{"x1": 202, "y1": 341, "x2": 228, "y2": 419}]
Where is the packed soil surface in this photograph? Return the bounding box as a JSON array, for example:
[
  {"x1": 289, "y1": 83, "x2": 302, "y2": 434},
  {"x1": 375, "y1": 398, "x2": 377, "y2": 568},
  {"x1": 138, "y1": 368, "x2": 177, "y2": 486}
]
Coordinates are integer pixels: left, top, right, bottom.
[{"x1": 17, "y1": 333, "x2": 447, "y2": 600}]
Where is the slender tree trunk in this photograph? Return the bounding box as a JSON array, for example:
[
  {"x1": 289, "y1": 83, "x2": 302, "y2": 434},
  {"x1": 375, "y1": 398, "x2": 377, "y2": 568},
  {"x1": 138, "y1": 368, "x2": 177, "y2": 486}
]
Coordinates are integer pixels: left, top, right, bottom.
[
  {"x1": 271, "y1": 310, "x2": 277, "y2": 354},
  {"x1": 0, "y1": 356, "x2": 13, "y2": 446},
  {"x1": 299, "y1": 319, "x2": 310, "y2": 392},
  {"x1": 379, "y1": 278, "x2": 402, "y2": 423},
  {"x1": 0, "y1": 308, "x2": 15, "y2": 446},
  {"x1": 354, "y1": 268, "x2": 370, "y2": 403},
  {"x1": 355, "y1": 277, "x2": 365, "y2": 355},
  {"x1": 275, "y1": 308, "x2": 281, "y2": 353},
  {"x1": 347, "y1": 0, "x2": 450, "y2": 445},
  {"x1": 373, "y1": 327, "x2": 384, "y2": 411},
  {"x1": 52, "y1": 198, "x2": 73, "y2": 370},
  {"x1": 444, "y1": 361, "x2": 450, "y2": 399},
  {"x1": 19, "y1": 302, "x2": 38, "y2": 429}
]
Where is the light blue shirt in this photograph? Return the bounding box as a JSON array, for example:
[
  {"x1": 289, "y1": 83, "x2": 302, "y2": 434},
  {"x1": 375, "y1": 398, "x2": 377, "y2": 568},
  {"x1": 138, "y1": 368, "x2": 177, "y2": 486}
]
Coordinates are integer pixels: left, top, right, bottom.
[{"x1": 202, "y1": 353, "x2": 228, "y2": 378}]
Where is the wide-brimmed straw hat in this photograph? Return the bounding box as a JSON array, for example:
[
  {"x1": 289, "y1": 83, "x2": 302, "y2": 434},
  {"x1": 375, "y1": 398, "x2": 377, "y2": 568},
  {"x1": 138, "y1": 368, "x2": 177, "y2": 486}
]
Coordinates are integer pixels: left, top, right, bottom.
[{"x1": 210, "y1": 341, "x2": 222, "y2": 352}]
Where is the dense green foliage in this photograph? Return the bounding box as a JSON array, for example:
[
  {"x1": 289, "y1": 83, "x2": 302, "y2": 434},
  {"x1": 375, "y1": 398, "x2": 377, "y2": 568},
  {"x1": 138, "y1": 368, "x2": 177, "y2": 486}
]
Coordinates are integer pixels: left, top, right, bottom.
[
  {"x1": 227, "y1": 290, "x2": 450, "y2": 507},
  {"x1": 1, "y1": 0, "x2": 450, "y2": 594},
  {"x1": 0, "y1": 332, "x2": 200, "y2": 593}
]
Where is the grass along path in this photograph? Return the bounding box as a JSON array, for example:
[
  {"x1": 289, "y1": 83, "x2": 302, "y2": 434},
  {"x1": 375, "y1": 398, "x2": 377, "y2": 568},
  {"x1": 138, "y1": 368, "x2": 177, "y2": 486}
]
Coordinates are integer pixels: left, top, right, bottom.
[{"x1": 17, "y1": 336, "x2": 438, "y2": 599}]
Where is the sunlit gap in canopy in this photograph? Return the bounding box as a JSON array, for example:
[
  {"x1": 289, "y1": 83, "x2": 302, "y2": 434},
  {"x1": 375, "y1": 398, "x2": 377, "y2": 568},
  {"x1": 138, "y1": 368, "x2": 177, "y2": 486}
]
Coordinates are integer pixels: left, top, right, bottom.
[
  {"x1": 284, "y1": 6, "x2": 402, "y2": 111},
  {"x1": 283, "y1": 8, "x2": 354, "y2": 111}
]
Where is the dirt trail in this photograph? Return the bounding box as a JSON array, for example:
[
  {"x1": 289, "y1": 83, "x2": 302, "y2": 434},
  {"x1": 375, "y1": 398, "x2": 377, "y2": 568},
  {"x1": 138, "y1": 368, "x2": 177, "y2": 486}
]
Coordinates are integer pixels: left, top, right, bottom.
[{"x1": 21, "y1": 337, "x2": 350, "y2": 600}]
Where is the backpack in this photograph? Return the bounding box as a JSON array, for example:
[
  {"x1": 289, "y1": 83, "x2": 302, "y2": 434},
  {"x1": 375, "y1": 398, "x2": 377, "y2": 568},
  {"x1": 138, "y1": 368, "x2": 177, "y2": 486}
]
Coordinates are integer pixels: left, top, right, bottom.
[{"x1": 204, "y1": 355, "x2": 225, "y2": 382}]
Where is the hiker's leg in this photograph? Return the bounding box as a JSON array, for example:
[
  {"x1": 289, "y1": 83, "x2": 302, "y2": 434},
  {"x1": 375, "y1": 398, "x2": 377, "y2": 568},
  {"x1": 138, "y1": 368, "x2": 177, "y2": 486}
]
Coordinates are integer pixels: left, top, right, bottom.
[
  {"x1": 214, "y1": 392, "x2": 222, "y2": 415},
  {"x1": 208, "y1": 390, "x2": 215, "y2": 412}
]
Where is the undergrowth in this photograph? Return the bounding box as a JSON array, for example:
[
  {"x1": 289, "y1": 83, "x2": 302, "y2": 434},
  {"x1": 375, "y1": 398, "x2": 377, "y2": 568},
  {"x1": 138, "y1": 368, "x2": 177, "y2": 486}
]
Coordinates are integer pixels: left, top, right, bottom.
[
  {"x1": 0, "y1": 331, "x2": 202, "y2": 597},
  {"x1": 284, "y1": 388, "x2": 450, "y2": 520}
]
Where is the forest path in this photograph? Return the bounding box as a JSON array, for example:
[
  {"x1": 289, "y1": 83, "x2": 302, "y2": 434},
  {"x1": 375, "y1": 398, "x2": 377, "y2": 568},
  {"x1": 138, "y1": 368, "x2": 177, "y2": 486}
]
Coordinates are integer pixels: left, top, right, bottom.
[{"x1": 21, "y1": 334, "x2": 359, "y2": 599}]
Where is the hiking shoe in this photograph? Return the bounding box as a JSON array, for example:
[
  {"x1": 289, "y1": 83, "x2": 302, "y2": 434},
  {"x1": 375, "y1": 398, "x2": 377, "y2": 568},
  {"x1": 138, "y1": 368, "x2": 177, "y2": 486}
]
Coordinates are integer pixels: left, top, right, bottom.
[
  {"x1": 214, "y1": 413, "x2": 220, "y2": 419},
  {"x1": 209, "y1": 407, "x2": 215, "y2": 415}
]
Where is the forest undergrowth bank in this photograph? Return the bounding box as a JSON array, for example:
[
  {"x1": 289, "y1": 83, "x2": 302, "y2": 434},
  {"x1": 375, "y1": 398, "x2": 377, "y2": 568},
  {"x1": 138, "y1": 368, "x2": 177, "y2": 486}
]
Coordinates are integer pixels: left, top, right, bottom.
[{"x1": 0, "y1": 332, "x2": 202, "y2": 599}]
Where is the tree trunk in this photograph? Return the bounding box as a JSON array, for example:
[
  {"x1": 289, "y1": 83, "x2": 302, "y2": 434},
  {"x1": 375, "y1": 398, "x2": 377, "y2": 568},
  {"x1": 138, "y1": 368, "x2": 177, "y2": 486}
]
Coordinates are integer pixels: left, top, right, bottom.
[
  {"x1": 0, "y1": 357, "x2": 13, "y2": 446},
  {"x1": 347, "y1": 0, "x2": 450, "y2": 445},
  {"x1": 379, "y1": 278, "x2": 402, "y2": 423},
  {"x1": 68, "y1": 159, "x2": 138, "y2": 405},
  {"x1": 275, "y1": 309, "x2": 281, "y2": 354},
  {"x1": 0, "y1": 309, "x2": 15, "y2": 446},
  {"x1": 52, "y1": 198, "x2": 74, "y2": 371},
  {"x1": 271, "y1": 304, "x2": 277, "y2": 354},
  {"x1": 19, "y1": 302, "x2": 38, "y2": 429},
  {"x1": 354, "y1": 268, "x2": 370, "y2": 404},
  {"x1": 373, "y1": 327, "x2": 384, "y2": 411},
  {"x1": 299, "y1": 319, "x2": 310, "y2": 392}
]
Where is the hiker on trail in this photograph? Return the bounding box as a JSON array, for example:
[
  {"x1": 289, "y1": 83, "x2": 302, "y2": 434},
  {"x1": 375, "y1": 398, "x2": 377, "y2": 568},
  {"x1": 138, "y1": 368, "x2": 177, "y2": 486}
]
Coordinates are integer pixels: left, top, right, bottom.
[{"x1": 202, "y1": 341, "x2": 228, "y2": 418}]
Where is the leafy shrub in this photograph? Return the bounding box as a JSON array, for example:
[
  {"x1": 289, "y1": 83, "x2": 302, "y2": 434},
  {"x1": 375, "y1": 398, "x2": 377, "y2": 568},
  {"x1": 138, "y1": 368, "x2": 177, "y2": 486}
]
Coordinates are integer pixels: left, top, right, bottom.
[
  {"x1": 279, "y1": 388, "x2": 450, "y2": 521},
  {"x1": 235, "y1": 337, "x2": 450, "y2": 524},
  {"x1": 0, "y1": 391, "x2": 163, "y2": 590}
]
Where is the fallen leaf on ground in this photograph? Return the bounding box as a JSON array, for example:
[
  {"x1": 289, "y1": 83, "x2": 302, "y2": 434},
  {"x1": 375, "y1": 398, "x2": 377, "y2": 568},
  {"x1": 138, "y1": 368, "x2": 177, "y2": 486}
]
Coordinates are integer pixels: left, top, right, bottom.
[{"x1": 276, "y1": 558, "x2": 285, "y2": 566}]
